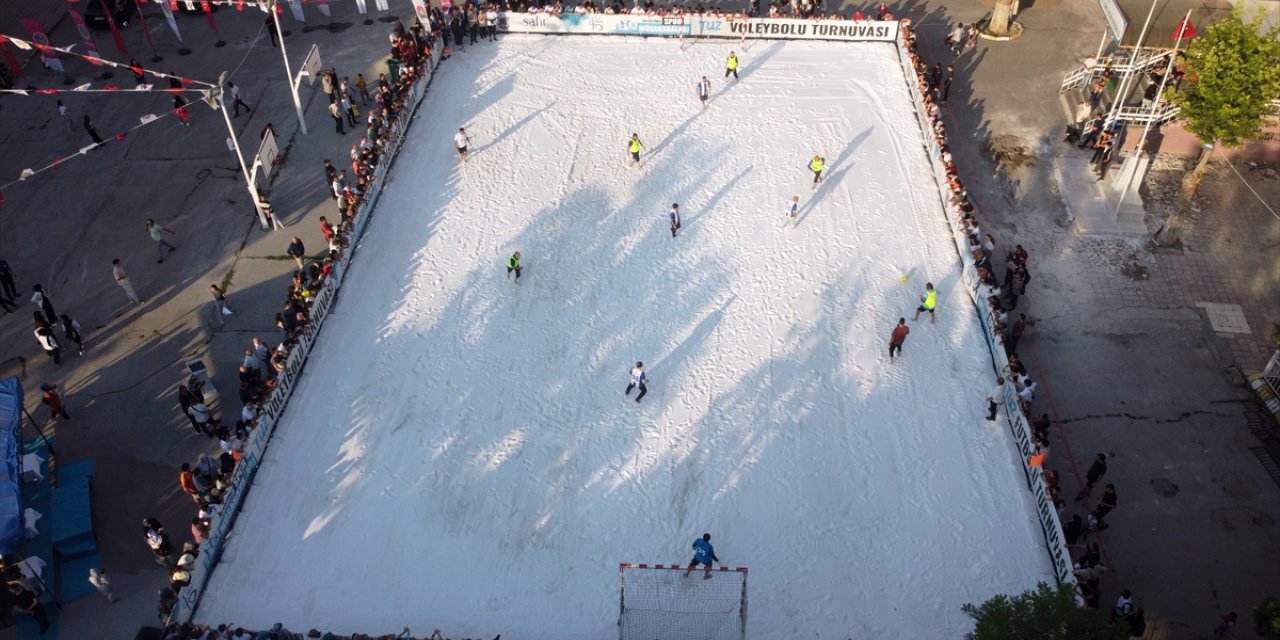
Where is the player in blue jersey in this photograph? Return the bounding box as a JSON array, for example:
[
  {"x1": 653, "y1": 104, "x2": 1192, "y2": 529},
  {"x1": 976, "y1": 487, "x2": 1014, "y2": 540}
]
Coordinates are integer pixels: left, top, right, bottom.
[{"x1": 684, "y1": 533, "x2": 720, "y2": 579}]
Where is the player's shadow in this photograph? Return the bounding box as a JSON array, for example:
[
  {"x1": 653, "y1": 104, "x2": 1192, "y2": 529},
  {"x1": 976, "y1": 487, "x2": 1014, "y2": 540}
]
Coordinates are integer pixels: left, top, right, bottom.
[
  {"x1": 736, "y1": 40, "x2": 784, "y2": 83},
  {"x1": 796, "y1": 126, "x2": 873, "y2": 227},
  {"x1": 471, "y1": 101, "x2": 557, "y2": 157},
  {"x1": 683, "y1": 165, "x2": 752, "y2": 228}
]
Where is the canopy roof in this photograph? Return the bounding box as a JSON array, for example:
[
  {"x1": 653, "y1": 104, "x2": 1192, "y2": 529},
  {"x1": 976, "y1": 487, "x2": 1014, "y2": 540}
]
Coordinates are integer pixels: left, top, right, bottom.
[{"x1": 1104, "y1": 0, "x2": 1235, "y2": 48}]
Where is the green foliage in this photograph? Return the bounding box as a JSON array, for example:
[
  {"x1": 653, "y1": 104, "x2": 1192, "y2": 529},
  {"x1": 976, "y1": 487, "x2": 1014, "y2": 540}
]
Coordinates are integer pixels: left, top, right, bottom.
[
  {"x1": 1169, "y1": 7, "x2": 1280, "y2": 147},
  {"x1": 1256, "y1": 596, "x2": 1280, "y2": 640},
  {"x1": 962, "y1": 582, "x2": 1127, "y2": 640}
]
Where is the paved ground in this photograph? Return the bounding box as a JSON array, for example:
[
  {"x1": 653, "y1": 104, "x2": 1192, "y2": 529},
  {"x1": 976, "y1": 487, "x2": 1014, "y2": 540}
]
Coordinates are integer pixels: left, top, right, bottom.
[{"x1": 0, "y1": 0, "x2": 1277, "y2": 638}]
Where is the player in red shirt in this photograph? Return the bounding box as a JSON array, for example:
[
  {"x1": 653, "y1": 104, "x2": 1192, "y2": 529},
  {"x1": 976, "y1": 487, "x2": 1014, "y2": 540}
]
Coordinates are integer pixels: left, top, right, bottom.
[{"x1": 889, "y1": 317, "x2": 910, "y2": 362}]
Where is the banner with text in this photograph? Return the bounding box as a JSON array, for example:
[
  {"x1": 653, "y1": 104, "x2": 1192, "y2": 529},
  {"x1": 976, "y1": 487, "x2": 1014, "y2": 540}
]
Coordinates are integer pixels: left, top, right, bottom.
[{"x1": 498, "y1": 13, "x2": 898, "y2": 42}]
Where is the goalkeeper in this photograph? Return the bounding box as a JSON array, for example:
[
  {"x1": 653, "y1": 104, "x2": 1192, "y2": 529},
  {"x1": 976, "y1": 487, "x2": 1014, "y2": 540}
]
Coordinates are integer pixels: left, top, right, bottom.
[{"x1": 683, "y1": 533, "x2": 720, "y2": 579}]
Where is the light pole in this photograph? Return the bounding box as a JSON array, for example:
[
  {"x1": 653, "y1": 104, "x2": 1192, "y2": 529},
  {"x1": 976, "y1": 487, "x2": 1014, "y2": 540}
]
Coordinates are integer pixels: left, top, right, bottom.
[
  {"x1": 217, "y1": 71, "x2": 271, "y2": 230},
  {"x1": 267, "y1": 0, "x2": 308, "y2": 135}
]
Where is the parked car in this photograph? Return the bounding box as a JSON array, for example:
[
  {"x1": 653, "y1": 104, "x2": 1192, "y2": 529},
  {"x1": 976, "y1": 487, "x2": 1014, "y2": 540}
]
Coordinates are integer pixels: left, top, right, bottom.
[{"x1": 84, "y1": 0, "x2": 136, "y2": 29}]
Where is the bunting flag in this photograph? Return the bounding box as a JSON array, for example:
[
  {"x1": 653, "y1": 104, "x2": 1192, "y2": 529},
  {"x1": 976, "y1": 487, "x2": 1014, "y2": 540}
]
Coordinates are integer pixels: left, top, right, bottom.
[
  {"x1": 66, "y1": 10, "x2": 104, "y2": 63},
  {"x1": 159, "y1": 0, "x2": 185, "y2": 43},
  {"x1": 286, "y1": 0, "x2": 305, "y2": 23},
  {"x1": 96, "y1": 0, "x2": 130, "y2": 54},
  {"x1": 315, "y1": 0, "x2": 332, "y2": 18},
  {"x1": 0, "y1": 41, "x2": 25, "y2": 79},
  {"x1": 133, "y1": 0, "x2": 159, "y2": 52},
  {"x1": 19, "y1": 18, "x2": 66, "y2": 73},
  {"x1": 354, "y1": 0, "x2": 367, "y2": 15},
  {"x1": 201, "y1": 1, "x2": 223, "y2": 38},
  {"x1": 375, "y1": 0, "x2": 389, "y2": 11}
]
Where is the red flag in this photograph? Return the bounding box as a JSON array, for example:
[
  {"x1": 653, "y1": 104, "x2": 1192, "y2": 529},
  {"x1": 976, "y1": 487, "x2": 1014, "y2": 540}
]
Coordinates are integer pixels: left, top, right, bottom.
[
  {"x1": 134, "y1": 0, "x2": 158, "y2": 51},
  {"x1": 0, "y1": 41, "x2": 24, "y2": 79},
  {"x1": 115, "y1": 131, "x2": 128, "y2": 141},
  {"x1": 97, "y1": 0, "x2": 130, "y2": 54},
  {"x1": 202, "y1": 1, "x2": 220, "y2": 33},
  {"x1": 67, "y1": 9, "x2": 104, "y2": 62},
  {"x1": 1172, "y1": 17, "x2": 1196, "y2": 41}
]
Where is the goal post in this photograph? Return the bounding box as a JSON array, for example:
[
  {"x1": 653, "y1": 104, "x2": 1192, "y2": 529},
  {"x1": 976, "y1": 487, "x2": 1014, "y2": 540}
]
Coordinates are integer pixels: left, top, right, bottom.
[{"x1": 618, "y1": 563, "x2": 748, "y2": 640}]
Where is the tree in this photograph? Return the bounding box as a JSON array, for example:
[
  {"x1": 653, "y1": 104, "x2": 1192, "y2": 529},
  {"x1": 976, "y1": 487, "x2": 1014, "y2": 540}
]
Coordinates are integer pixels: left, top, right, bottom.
[
  {"x1": 1256, "y1": 596, "x2": 1280, "y2": 640},
  {"x1": 962, "y1": 582, "x2": 1127, "y2": 640},
  {"x1": 987, "y1": 0, "x2": 1017, "y2": 37},
  {"x1": 1154, "y1": 7, "x2": 1280, "y2": 246}
]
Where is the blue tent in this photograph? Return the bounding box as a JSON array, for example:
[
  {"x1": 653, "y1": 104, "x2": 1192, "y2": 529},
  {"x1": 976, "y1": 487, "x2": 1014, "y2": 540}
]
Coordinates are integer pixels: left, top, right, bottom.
[{"x1": 0, "y1": 377, "x2": 25, "y2": 556}]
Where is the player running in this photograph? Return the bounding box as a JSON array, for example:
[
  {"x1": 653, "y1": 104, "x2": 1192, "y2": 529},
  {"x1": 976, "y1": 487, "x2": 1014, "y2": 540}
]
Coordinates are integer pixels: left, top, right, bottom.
[
  {"x1": 912, "y1": 282, "x2": 938, "y2": 324},
  {"x1": 684, "y1": 533, "x2": 720, "y2": 579},
  {"x1": 627, "y1": 133, "x2": 644, "y2": 167},
  {"x1": 506, "y1": 251, "x2": 522, "y2": 283},
  {"x1": 808, "y1": 155, "x2": 825, "y2": 190},
  {"x1": 454, "y1": 127, "x2": 472, "y2": 163},
  {"x1": 625, "y1": 361, "x2": 648, "y2": 402},
  {"x1": 784, "y1": 195, "x2": 799, "y2": 227},
  {"x1": 697, "y1": 75, "x2": 711, "y2": 108},
  {"x1": 669, "y1": 203, "x2": 681, "y2": 238}
]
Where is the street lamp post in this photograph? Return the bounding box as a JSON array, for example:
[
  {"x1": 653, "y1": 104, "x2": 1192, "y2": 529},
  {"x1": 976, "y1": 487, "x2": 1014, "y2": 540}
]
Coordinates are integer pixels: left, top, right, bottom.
[
  {"x1": 268, "y1": 0, "x2": 308, "y2": 135},
  {"x1": 217, "y1": 71, "x2": 271, "y2": 230}
]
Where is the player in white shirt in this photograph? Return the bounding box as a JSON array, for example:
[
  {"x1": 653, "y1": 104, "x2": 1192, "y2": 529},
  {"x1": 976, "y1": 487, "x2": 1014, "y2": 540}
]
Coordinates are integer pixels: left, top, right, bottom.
[
  {"x1": 454, "y1": 127, "x2": 472, "y2": 163},
  {"x1": 697, "y1": 76, "x2": 711, "y2": 108},
  {"x1": 785, "y1": 195, "x2": 799, "y2": 226}
]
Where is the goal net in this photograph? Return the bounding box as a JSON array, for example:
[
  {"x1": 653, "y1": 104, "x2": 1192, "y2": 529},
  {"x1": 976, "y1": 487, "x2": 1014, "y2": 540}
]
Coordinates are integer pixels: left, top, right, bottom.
[{"x1": 618, "y1": 563, "x2": 748, "y2": 640}]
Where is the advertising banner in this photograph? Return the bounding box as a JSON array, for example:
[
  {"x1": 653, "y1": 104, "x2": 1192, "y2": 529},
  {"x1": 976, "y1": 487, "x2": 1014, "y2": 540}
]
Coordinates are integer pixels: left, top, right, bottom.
[{"x1": 499, "y1": 14, "x2": 898, "y2": 42}]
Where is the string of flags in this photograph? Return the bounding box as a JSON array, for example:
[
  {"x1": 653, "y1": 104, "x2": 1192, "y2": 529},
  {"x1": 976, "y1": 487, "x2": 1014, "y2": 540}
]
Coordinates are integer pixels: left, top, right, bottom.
[{"x1": 0, "y1": 32, "x2": 214, "y2": 88}]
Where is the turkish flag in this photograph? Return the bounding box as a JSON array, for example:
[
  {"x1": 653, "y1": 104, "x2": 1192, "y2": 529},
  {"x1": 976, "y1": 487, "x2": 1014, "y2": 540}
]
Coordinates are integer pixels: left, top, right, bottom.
[{"x1": 1172, "y1": 17, "x2": 1196, "y2": 41}]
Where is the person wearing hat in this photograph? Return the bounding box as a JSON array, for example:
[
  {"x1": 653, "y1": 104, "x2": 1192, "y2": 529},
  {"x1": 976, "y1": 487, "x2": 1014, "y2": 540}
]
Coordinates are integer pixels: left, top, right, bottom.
[{"x1": 40, "y1": 384, "x2": 71, "y2": 421}]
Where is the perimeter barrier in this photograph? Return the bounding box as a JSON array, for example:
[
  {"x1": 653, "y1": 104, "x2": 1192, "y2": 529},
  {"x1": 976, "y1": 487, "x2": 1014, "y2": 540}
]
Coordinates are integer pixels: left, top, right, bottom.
[
  {"x1": 170, "y1": 43, "x2": 444, "y2": 624},
  {"x1": 891, "y1": 30, "x2": 1076, "y2": 589},
  {"x1": 175, "y1": 13, "x2": 1072, "y2": 626}
]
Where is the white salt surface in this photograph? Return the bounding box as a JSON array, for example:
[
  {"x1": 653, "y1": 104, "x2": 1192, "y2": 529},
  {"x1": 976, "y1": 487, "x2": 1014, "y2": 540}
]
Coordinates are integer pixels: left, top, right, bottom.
[{"x1": 196, "y1": 36, "x2": 1051, "y2": 639}]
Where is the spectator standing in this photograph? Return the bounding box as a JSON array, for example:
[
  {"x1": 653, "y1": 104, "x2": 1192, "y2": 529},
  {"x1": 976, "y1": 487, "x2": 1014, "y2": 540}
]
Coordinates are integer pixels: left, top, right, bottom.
[
  {"x1": 84, "y1": 114, "x2": 104, "y2": 145},
  {"x1": 113, "y1": 258, "x2": 142, "y2": 303},
  {"x1": 888, "y1": 317, "x2": 910, "y2": 362},
  {"x1": 179, "y1": 464, "x2": 200, "y2": 503},
  {"x1": 88, "y1": 568, "x2": 116, "y2": 604},
  {"x1": 1093, "y1": 484, "x2": 1118, "y2": 530},
  {"x1": 59, "y1": 314, "x2": 85, "y2": 355},
  {"x1": 986, "y1": 376, "x2": 1004, "y2": 421},
  {"x1": 1074, "y1": 454, "x2": 1108, "y2": 501},
  {"x1": 287, "y1": 237, "x2": 307, "y2": 270},
  {"x1": 31, "y1": 284, "x2": 57, "y2": 320},
  {"x1": 356, "y1": 73, "x2": 370, "y2": 104},
  {"x1": 34, "y1": 326, "x2": 62, "y2": 365},
  {"x1": 145, "y1": 218, "x2": 178, "y2": 263},
  {"x1": 329, "y1": 100, "x2": 346, "y2": 135},
  {"x1": 39, "y1": 384, "x2": 71, "y2": 421},
  {"x1": 669, "y1": 203, "x2": 681, "y2": 238},
  {"x1": 58, "y1": 99, "x2": 75, "y2": 134},
  {"x1": 1007, "y1": 313, "x2": 1027, "y2": 354},
  {"x1": 210, "y1": 284, "x2": 234, "y2": 323},
  {"x1": 144, "y1": 518, "x2": 174, "y2": 567},
  {"x1": 8, "y1": 583, "x2": 48, "y2": 633},
  {"x1": 227, "y1": 81, "x2": 252, "y2": 117},
  {"x1": 178, "y1": 384, "x2": 200, "y2": 430},
  {"x1": 0, "y1": 258, "x2": 18, "y2": 299},
  {"x1": 1213, "y1": 612, "x2": 1237, "y2": 637},
  {"x1": 941, "y1": 65, "x2": 954, "y2": 103},
  {"x1": 187, "y1": 401, "x2": 215, "y2": 437}
]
